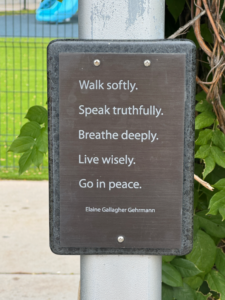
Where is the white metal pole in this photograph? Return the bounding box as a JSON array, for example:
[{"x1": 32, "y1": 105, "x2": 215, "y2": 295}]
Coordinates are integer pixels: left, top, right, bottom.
[
  {"x1": 79, "y1": 0, "x2": 165, "y2": 40},
  {"x1": 79, "y1": 1, "x2": 165, "y2": 299}
]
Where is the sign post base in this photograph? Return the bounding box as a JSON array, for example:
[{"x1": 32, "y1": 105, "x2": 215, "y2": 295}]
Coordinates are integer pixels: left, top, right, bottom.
[{"x1": 81, "y1": 255, "x2": 162, "y2": 300}]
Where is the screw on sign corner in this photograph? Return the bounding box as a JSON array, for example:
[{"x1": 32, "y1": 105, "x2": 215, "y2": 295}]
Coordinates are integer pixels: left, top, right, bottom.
[
  {"x1": 118, "y1": 236, "x2": 125, "y2": 243},
  {"x1": 94, "y1": 59, "x2": 101, "y2": 67},
  {"x1": 144, "y1": 60, "x2": 151, "y2": 67}
]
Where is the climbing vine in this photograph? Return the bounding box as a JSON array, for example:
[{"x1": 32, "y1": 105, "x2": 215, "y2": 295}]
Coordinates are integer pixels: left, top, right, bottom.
[{"x1": 162, "y1": 1, "x2": 225, "y2": 299}]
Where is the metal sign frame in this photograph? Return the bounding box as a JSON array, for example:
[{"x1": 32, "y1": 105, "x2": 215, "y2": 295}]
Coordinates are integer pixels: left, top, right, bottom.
[{"x1": 48, "y1": 40, "x2": 196, "y2": 255}]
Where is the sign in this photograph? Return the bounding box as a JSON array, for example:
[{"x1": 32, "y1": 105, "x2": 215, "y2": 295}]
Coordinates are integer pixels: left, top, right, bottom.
[{"x1": 48, "y1": 40, "x2": 196, "y2": 255}]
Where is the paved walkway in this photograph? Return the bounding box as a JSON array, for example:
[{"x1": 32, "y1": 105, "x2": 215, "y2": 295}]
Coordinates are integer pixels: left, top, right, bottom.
[
  {"x1": 0, "y1": 13, "x2": 78, "y2": 37},
  {"x1": 0, "y1": 4, "x2": 39, "y2": 12},
  {"x1": 0, "y1": 180, "x2": 80, "y2": 300}
]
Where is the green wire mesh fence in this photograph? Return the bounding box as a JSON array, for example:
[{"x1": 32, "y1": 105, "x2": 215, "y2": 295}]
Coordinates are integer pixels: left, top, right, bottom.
[{"x1": 0, "y1": 0, "x2": 78, "y2": 179}]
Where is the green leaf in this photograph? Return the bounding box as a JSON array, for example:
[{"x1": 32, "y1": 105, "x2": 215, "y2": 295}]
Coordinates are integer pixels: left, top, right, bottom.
[
  {"x1": 206, "y1": 165, "x2": 225, "y2": 185},
  {"x1": 222, "y1": 93, "x2": 225, "y2": 108},
  {"x1": 195, "y1": 292, "x2": 212, "y2": 300},
  {"x1": 195, "y1": 91, "x2": 207, "y2": 102},
  {"x1": 216, "y1": 248, "x2": 225, "y2": 277},
  {"x1": 195, "y1": 100, "x2": 212, "y2": 113},
  {"x1": 211, "y1": 236, "x2": 221, "y2": 246},
  {"x1": 195, "y1": 129, "x2": 213, "y2": 145},
  {"x1": 195, "y1": 145, "x2": 211, "y2": 159},
  {"x1": 203, "y1": 190, "x2": 217, "y2": 206},
  {"x1": 162, "y1": 262, "x2": 183, "y2": 287},
  {"x1": 162, "y1": 256, "x2": 175, "y2": 263},
  {"x1": 162, "y1": 283, "x2": 174, "y2": 300},
  {"x1": 196, "y1": 194, "x2": 208, "y2": 211},
  {"x1": 207, "y1": 269, "x2": 225, "y2": 300},
  {"x1": 208, "y1": 190, "x2": 225, "y2": 215},
  {"x1": 219, "y1": 206, "x2": 225, "y2": 221},
  {"x1": 36, "y1": 128, "x2": 48, "y2": 153},
  {"x1": 211, "y1": 146, "x2": 225, "y2": 168},
  {"x1": 201, "y1": 24, "x2": 213, "y2": 44},
  {"x1": 195, "y1": 163, "x2": 204, "y2": 178},
  {"x1": 8, "y1": 136, "x2": 34, "y2": 153},
  {"x1": 25, "y1": 105, "x2": 48, "y2": 124},
  {"x1": 194, "y1": 188, "x2": 199, "y2": 209},
  {"x1": 195, "y1": 143, "x2": 200, "y2": 154},
  {"x1": 165, "y1": 8, "x2": 180, "y2": 38},
  {"x1": 173, "y1": 282, "x2": 195, "y2": 300},
  {"x1": 213, "y1": 179, "x2": 225, "y2": 190},
  {"x1": 186, "y1": 230, "x2": 216, "y2": 275},
  {"x1": 166, "y1": 0, "x2": 186, "y2": 22},
  {"x1": 212, "y1": 130, "x2": 225, "y2": 151},
  {"x1": 203, "y1": 155, "x2": 215, "y2": 179},
  {"x1": 19, "y1": 150, "x2": 33, "y2": 175},
  {"x1": 31, "y1": 146, "x2": 44, "y2": 168},
  {"x1": 193, "y1": 215, "x2": 200, "y2": 238},
  {"x1": 171, "y1": 258, "x2": 202, "y2": 278},
  {"x1": 195, "y1": 110, "x2": 215, "y2": 130},
  {"x1": 196, "y1": 210, "x2": 225, "y2": 238},
  {"x1": 184, "y1": 275, "x2": 203, "y2": 289},
  {"x1": 201, "y1": 24, "x2": 214, "y2": 43},
  {"x1": 19, "y1": 121, "x2": 41, "y2": 138}
]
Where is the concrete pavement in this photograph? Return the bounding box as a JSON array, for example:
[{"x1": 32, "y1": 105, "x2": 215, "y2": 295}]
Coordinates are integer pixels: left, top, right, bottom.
[
  {"x1": 0, "y1": 180, "x2": 80, "y2": 300},
  {"x1": 0, "y1": 3, "x2": 39, "y2": 12},
  {"x1": 0, "y1": 275, "x2": 80, "y2": 300}
]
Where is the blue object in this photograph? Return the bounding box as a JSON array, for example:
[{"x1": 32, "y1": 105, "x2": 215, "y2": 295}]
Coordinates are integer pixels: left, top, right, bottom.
[
  {"x1": 37, "y1": 0, "x2": 57, "y2": 11},
  {"x1": 36, "y1": 1, "x2": 62, "y2": 20},
  {"x1": 36, "y1": 0, "x2": 78, "y2": 23},
  {"x1": 36, "y1": 1, "x2": 62, "y2": 19}
]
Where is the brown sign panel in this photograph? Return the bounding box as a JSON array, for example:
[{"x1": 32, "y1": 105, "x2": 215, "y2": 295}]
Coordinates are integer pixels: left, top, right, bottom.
[
  {"x1": 48, "y1": 40, "x2": 195, "y2": 255},
  {"x1": 59, "y1": 52, "x2": 184, "y2": 249}
]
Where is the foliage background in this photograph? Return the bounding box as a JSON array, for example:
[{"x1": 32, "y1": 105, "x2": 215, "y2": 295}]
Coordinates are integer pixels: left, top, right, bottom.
[
  {"x1": 162, "y1": 1, "x2": 225, "y2": 299},
  {"x1": 7, "y1": 0, "x2": 225, "y2": 299},
  {"x1": 0, "y1": 38, "x2": 50, "y2": 180}
]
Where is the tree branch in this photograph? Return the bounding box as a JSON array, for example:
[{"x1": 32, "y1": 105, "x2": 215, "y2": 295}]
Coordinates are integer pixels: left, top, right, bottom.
[
  {"x1": 196, "y1": 75, "x2": 209, "y2": 93},
  {"x1": 191, "y1": 0, "x2": 194, "y2": 19},
  {"x1": 168, "y1": 10, "x2": 206, "y2": 39},
  {"x1": 194, "y1": 0, "x2": 213, "y2": 57},
  {"x1": 194, "y1": 175, "x2": 214, "y2": 191},
  {"x1": 202, "y1": 0, "x2": 225, "y2": 55},
  {"x1": 220, "y1": 0, "x2": 225, "y2": 18}
]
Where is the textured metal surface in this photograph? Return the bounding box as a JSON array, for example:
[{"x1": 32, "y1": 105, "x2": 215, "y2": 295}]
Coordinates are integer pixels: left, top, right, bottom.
[
  {"x1": 81, "y1": 255, "x2": 162, "y2": 300},
  {"x1": 48, "y1": 39, "x2": 196, "y2": 255},
  {"x1": 59, "y1": 52, "x2": 185, "y2": 249},
  {"x1": 79, "y1": 0, "x2": 165, "y2": 40}
]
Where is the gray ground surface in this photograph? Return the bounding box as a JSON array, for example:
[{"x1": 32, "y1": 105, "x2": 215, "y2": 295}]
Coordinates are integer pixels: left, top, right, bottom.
[
  {"x1": 0, "y1": 180, "x2": 80, "y2": 300},
  {"x1": 0, "y1": 275, "x2": 80, "y2": 300},
  {"x1": 0, "y1": 13, "x2": 78, "y2": 38}
]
